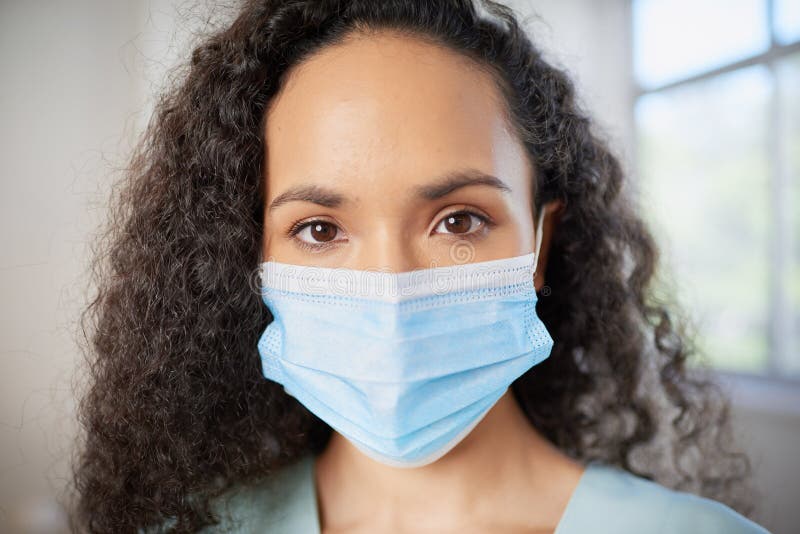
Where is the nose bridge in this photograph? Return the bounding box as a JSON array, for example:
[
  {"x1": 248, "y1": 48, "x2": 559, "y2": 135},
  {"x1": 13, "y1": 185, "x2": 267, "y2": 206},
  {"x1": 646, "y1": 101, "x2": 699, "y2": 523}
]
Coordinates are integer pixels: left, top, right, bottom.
[{"x1": 355, "y1": 214, "x2": 421, "y2": 274}]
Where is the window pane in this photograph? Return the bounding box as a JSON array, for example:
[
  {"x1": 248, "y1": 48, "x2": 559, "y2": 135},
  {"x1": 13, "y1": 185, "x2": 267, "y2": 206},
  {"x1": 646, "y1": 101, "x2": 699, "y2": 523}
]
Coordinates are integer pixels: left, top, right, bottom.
[
  {"x1": 776, "y1": 53, "x2": 800, "y2": 377},
  {"x1": 635, "y1": 66, "x2": 772, "y2": 373},
  {"x1": 633, "y1": 0, "x2": 770, "y2": 88},
  {"x1": 775, "y1": 0, "x2": 800, "y2": 44}
]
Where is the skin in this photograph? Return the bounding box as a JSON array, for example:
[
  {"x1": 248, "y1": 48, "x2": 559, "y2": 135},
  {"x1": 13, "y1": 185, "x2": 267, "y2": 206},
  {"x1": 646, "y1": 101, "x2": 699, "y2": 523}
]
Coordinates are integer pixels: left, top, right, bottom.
[{"x1": 262, "y1": 31, "x2": 579, "y2": 533}]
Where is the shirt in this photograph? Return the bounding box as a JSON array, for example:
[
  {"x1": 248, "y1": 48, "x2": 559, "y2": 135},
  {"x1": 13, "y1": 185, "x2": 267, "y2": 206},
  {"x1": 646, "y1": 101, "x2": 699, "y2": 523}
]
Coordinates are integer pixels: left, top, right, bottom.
[{"x1": 174, "y1": 454, "x2": 772, "y2": 533}]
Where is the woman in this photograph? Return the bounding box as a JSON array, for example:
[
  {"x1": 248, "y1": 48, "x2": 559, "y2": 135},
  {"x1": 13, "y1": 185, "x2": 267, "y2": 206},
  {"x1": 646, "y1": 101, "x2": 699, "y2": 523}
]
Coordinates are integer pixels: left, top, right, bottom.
[{"x1": 70, "y1": 0, "x2": 771, "y2": 532}]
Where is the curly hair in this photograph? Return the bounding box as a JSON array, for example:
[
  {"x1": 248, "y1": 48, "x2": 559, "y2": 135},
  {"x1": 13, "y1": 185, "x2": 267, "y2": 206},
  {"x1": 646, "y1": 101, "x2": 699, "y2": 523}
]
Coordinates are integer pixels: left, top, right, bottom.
[{"x1": 69, "y1": 0, "x2": 756, "y2": 531}]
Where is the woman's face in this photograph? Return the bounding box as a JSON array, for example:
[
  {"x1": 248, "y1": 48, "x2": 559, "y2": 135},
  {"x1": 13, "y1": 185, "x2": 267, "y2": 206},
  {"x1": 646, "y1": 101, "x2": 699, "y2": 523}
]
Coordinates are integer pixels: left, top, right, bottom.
[{"x1": 262, "y1": 32, "x2": 540, "y2": 275}]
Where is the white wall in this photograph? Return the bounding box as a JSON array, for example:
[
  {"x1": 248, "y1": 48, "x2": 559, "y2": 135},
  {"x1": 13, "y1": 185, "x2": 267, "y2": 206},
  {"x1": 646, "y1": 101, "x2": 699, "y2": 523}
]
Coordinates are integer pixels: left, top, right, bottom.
[
  {"x1": 0, "y1": 1, "x2": 796, "y2": 533},
  {"x1": 506, "y1": 0, "x2": 636, "y2": 178},
  {"x1": 1, "y1": 2, "x2": 136, "y2": 532},
  {"x1": 0, "y1": 1, "x2": 198, "y2": 532}
]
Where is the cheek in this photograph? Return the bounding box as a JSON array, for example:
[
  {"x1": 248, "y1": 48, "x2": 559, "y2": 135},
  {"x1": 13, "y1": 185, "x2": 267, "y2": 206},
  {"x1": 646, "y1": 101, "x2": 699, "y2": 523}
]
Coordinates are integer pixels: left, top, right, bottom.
[
  {"x1": 505, "y1": 198, "x2": 535, "y2": 251},
  {"x1": 475, "y1": 199, "x2": 534, "y2": 258},
  {"x1": 477, "y1": 225, "x2": 529, "y2": 258},
  {"x1": 262, "y1": 208, "x2": 298, "y2": 246},
  {"x1": 261, "y1": 214, "x2": 292, "y2": 261},
  {"x1": 480, "y1": 195, "x2": 533, "y2": 250},
  {"x1": 425, "y1": 224, "x2": 528, "y2": 267},
  {"x1": 261, "y1": 231, "x2": 275, "y2": 261}
]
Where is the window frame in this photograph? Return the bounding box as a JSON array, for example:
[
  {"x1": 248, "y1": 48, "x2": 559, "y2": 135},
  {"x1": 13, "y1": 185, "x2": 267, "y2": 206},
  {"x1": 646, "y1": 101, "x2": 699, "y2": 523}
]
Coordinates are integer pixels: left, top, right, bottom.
[{"x1": 630, "y1": 0, "x2": 800, "y2": 382}]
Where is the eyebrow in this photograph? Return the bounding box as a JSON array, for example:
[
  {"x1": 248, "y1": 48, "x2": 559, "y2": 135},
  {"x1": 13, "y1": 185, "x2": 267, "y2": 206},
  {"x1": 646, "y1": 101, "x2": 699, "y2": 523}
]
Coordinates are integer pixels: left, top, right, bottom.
[
  {"x1": 268, "y1": 184, "x2": 346, "y2": 212},
  {"x1": 414, "y1": 169, "x2": 512, "y2": 200},
  {"x1": 267, "y1": 168, "x2": 512, "y2": 212}
]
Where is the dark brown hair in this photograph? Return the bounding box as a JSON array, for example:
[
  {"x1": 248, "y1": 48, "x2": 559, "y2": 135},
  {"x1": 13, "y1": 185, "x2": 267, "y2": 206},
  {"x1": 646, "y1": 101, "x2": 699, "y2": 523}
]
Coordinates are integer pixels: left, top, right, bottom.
[{"x1": 70, "y1": 0, "x2": 755, "y2": 531}]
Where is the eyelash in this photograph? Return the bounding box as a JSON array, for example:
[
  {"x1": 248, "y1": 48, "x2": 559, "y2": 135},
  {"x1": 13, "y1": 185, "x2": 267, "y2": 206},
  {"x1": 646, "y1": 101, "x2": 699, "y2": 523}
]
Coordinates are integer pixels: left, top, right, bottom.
[
  {"x1": 286, "y1": 219, "x2": 341, "y2": 252},
  {"x1": 435, "y1": 209, "x2": 494, "y2": 238},
  {"x1": 286, "y1": 209, "x2": 494, "y2": 252}
]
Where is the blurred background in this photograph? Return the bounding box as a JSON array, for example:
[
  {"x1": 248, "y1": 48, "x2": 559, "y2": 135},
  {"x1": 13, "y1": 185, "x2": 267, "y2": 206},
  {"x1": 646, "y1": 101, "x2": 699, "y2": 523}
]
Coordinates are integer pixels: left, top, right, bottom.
[{"x1": 1, "y1": 0, "x2": 798, "y2": 532}]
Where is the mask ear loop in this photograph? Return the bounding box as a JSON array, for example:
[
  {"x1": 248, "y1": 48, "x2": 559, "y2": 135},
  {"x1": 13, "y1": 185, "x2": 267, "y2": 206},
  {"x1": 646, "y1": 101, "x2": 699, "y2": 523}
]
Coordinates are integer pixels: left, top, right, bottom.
[{"x1": 532, "y1": 205, "x2": 547, "y2": 280}]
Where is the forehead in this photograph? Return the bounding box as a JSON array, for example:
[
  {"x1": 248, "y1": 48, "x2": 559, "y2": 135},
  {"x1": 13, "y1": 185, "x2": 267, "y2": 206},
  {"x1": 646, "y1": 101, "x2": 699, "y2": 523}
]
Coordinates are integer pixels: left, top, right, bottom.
[{"x1": 263, "y1": 31, "x2": 531, "y2": 202}]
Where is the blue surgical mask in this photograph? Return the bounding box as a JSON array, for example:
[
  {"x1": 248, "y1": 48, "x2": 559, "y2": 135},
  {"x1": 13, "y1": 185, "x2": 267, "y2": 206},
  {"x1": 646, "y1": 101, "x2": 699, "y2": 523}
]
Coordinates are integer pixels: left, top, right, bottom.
[{"x1": 257, "y1": 208, "x2": 553, "y2": 468}]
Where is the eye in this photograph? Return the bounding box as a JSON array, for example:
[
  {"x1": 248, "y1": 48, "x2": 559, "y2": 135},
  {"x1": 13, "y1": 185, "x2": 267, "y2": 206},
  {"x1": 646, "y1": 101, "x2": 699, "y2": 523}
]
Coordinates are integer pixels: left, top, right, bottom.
[
  {"x1": 433, "y1": 209, "x2": 492, "y2": 236},
  {"x1": 288, "y1": 219, "x2": 344, "y2": 251}
]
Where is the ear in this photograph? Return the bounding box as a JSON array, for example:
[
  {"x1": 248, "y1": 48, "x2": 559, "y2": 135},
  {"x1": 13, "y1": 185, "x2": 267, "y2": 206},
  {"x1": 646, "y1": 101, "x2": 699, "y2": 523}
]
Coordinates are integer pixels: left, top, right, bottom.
[{"x1": 534, "y1": 199, "x2": 565, "y2": 291}]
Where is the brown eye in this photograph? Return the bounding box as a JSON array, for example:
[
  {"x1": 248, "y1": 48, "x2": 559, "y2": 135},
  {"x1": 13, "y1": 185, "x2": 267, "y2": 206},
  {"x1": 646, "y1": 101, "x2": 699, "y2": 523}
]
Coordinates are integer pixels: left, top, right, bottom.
[
  {"x1": 433, "y1": 210, "x2": 489, "y2": 236},
  {"x1": 295, "y1": 221, "x2": 338, "y2": 244}
]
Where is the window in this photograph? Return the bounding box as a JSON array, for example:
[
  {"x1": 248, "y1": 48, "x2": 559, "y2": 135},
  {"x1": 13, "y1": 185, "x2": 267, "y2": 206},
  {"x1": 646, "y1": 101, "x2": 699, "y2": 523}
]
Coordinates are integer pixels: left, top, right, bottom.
[{"x1": 632, "y1": 0, "x2": 800, "y2": 378}]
